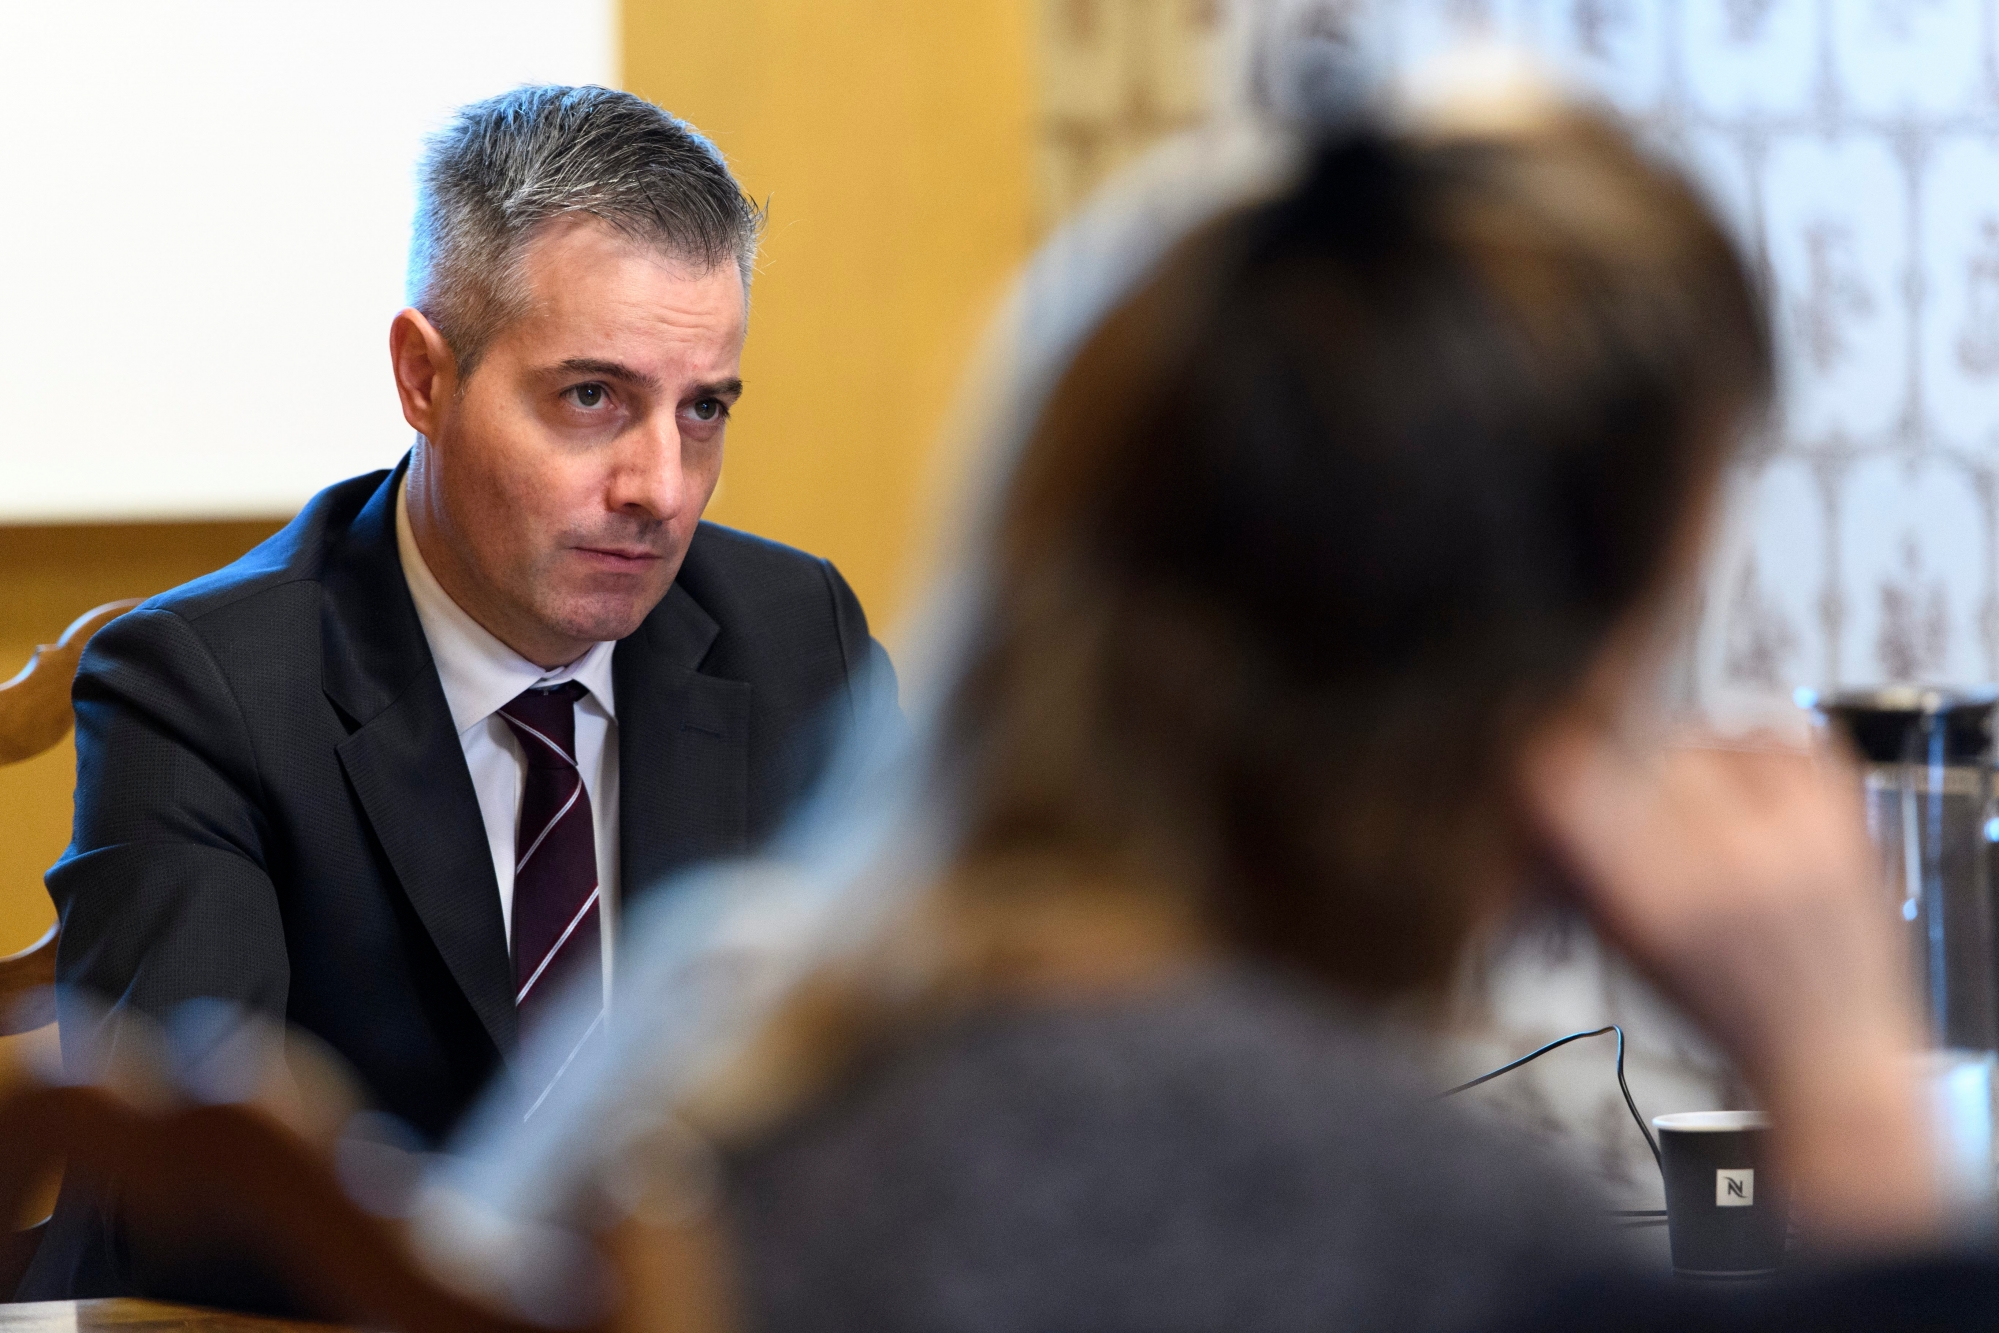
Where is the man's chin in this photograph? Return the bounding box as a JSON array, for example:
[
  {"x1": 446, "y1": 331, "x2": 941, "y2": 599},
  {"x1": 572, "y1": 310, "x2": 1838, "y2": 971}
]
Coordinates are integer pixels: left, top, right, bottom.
[{"x1": 539, "y1": 590, "x2": 667, "y2": 646}]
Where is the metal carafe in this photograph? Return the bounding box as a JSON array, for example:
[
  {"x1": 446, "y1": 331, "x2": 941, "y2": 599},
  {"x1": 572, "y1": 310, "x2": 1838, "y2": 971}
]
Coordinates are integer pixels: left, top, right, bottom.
[{"x1": 1811, "y1": 688, "x2": 1999, "y2": 1052}]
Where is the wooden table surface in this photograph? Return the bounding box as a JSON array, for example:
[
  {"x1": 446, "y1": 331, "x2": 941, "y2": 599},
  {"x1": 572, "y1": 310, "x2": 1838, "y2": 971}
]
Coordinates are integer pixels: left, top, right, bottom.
[{"x1": 0, "y1": 1301, "x2": 350, "y2": 1333}]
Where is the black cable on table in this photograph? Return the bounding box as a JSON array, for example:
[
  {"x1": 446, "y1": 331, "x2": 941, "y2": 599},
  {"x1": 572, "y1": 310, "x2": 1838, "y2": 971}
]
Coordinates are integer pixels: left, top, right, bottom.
[{"x1": 1440, "y1": 1024, "x2": 1662, "y2": 1170}]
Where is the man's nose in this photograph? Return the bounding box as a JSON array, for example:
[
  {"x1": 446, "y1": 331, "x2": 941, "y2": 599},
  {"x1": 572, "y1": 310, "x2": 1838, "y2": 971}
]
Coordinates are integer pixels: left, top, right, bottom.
[{"x1": 607, "y1": 417, "x2": 685, "y2": 523}]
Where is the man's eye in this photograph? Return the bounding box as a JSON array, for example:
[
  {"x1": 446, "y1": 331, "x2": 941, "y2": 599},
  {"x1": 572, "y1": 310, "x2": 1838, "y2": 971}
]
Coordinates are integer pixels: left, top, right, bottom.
[
  {"x1": 567, "y1": 384, "x2": 608, "y2": 409},
  {"x1": 691, "y1": 398, "x2": 726, "y2": 423}
]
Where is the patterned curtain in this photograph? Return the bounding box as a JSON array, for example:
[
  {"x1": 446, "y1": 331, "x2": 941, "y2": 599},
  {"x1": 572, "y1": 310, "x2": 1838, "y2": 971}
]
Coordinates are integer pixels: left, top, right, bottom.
[{"x1": 1043, "y1": 0, "x2": 1999, "y2": 708}]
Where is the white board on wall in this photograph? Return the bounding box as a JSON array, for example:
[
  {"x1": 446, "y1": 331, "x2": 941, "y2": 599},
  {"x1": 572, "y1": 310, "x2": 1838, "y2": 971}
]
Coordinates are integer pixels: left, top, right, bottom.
[{"x1": 0, "y1": 2, "x2": 615, "y2": 521}]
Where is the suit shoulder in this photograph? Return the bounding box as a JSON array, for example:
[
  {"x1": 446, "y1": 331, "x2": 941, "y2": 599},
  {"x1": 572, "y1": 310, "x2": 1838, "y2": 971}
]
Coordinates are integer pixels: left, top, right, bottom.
[
  {"x1": 681, "y1": 521, "x2": 833, "y2": 586},
  {"x1": 672, "y1": 521, "x2": 874, "y2": 665},
  {"x1": 144, "y1": 470, "x2": 392, "y2": 625},
  {"x1": 675, "y1": 521, "x2": 853, "y2": 620}
]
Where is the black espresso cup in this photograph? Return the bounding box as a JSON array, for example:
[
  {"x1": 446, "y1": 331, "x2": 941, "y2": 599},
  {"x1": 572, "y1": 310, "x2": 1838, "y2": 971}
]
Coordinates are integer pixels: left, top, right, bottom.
[{"x1": 1655, "y1": 1111, "x2": 1788, "y2": 1278}]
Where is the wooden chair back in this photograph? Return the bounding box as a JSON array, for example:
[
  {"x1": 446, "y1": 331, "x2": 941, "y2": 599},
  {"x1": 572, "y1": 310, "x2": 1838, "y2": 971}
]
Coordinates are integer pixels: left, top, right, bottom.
[
  {"x1": 0, "y1": 599, "x2": 139, "y2": 1036},
  {"x1": 0, "y1": 599, "x2": 140, "y2": 1298}
]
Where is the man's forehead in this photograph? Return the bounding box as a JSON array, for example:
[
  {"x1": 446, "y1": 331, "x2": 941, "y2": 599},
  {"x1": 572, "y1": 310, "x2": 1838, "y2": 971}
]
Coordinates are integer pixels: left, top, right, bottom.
[
  {"x1": 498, "y1": 226, "x2": 747, "y2": 373},
  {"x1": 520, "y1": 212, "x2": 743, "y2": 296}
]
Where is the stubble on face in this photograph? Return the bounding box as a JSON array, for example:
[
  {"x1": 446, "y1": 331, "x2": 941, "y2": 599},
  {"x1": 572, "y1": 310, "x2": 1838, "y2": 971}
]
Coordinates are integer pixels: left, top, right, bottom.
[{"x1": 410, "y1": 217, "x2": 747, "y2": 668}]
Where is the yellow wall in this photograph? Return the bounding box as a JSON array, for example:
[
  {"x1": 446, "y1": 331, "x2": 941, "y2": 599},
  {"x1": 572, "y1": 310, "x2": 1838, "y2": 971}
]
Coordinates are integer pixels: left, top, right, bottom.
[{"x1": 625, "y1": 0, "x2": 1037, "y2": 637}]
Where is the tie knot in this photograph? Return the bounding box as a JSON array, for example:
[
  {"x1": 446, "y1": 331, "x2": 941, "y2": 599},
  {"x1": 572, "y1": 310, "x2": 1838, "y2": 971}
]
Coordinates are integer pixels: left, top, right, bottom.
[{"x1": 498, "y1": 680, "x2": 588, "y2": 770}]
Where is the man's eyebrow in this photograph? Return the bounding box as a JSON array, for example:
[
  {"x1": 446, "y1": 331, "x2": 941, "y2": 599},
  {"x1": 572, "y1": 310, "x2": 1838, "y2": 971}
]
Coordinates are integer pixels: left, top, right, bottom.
[
  {"x1": 555, "y1": 357, "x2": 660, "y2": 390},
  {"x1": 554, "y1": 361, "x2": 743, "y2": 402}
]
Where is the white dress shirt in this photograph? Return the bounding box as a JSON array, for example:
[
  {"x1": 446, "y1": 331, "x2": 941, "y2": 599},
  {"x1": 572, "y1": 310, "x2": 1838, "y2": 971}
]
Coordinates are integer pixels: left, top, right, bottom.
[{"x1": 395, "y1": 478, "x2": 618, "y2": 1003}]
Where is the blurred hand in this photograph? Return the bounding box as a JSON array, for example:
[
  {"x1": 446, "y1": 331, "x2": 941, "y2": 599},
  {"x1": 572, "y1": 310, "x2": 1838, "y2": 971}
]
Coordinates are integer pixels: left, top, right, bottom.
[
  {"x1": 1522, "y1": 731, "x2": 1905, "y2": 1079},
  {"x1": 1520, "y1": 725, "x2": 1941, "y2": 1248}
]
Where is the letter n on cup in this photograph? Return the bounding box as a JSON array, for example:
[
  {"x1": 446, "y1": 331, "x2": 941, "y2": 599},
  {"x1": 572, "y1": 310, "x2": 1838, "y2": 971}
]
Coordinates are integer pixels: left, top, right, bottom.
[{"x1": 1716, "y1": 1169, "x2": 1754, "y2": 1207}]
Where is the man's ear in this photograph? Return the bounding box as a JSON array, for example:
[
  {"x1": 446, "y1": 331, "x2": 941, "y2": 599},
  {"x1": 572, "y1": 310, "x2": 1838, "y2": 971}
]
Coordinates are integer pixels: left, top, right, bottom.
[{"x1": 389, "y1": 308, "x2": 458, "y2": 437}]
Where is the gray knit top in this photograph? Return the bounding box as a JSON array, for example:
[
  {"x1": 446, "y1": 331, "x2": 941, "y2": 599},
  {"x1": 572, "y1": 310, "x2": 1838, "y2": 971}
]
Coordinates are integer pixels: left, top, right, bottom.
[{"x1": 726, "y1": 970, "x2": 1628, "y2": 1333}]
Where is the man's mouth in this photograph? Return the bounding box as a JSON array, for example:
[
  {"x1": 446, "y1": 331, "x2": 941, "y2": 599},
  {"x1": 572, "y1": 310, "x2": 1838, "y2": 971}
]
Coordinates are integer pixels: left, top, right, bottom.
[{"x1": 574, "y1": 545, "x2": 664, "y2": 567}]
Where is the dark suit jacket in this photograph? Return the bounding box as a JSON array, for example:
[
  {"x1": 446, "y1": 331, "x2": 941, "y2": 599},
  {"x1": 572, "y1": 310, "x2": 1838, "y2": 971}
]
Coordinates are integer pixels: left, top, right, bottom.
[{"x1": 22, "y1": 459, "x2": 891, "y2": 1299}]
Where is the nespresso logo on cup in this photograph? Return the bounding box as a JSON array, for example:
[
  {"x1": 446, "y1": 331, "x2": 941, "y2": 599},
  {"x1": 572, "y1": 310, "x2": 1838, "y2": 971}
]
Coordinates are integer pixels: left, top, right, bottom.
[{"x1": 1716, "y1": 1169, "x2": 1754, "y2": 1207}]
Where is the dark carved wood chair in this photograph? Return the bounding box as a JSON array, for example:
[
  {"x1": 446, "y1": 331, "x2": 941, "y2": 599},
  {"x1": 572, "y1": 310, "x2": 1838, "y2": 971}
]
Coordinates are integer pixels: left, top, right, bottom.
[
  {"x1": 0, "y1": 599, "x2": 141, "y2": 1036},
  {"x1": 0, "y1": 1083, "x2": 571, "y2": 1332},
  {"x1": 0, "y1": 600, "x2": 139, "y2": 1296}
]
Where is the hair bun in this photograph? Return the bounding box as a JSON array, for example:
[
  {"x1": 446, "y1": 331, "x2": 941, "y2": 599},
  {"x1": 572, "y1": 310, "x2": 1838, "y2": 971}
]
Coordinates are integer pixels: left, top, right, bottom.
[{"x1": 1255, "y1": 131, "x2": 1413, "y2": 261}]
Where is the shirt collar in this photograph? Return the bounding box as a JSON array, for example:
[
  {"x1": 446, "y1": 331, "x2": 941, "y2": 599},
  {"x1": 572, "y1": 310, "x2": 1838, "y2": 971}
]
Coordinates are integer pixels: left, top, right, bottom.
[{"x1": 395, "y1": 475, "x2": 618, "y2": 736}]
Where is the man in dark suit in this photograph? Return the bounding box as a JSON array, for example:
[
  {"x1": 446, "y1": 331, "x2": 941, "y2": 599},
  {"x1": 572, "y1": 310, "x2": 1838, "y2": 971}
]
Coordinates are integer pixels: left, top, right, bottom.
[{"x1": 23, "y1": 85, "x2": 890, "y2": 1298}]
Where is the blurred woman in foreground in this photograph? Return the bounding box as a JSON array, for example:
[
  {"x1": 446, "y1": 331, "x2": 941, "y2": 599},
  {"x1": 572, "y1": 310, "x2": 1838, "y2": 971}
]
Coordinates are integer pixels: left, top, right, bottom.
[{"x1": 468, "y1": 89, "x2": 1974, "y2": 1333}]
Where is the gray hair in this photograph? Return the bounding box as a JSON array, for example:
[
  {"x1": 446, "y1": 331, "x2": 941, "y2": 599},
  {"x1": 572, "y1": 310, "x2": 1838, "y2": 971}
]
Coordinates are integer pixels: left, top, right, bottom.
[{"x1": 408, "y1": 84, "x2": 763, "y2": 376}]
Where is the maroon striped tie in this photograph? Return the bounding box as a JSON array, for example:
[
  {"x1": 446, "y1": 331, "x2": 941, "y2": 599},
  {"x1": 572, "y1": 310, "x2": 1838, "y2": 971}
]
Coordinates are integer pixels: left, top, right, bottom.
[{"x1": 498, "y1": 681, "x2": 603, "y2": 1111}]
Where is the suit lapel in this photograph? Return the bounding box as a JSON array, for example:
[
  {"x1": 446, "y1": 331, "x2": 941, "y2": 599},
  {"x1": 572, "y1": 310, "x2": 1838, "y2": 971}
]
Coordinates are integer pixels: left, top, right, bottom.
[
  {"x1": 320, "y1": 461, "x2": 517, "y2": 1056},
  {"x1": 616, "y1": 581, "x2": 752, "y2": 912}
]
